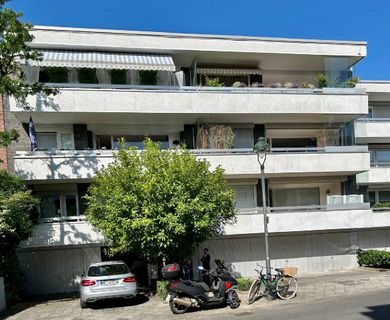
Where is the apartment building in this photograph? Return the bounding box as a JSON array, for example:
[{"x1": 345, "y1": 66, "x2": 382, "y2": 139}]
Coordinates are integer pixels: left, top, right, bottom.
[{"x1": 4, "y1": 26, "x2": 390, "y2": 295}]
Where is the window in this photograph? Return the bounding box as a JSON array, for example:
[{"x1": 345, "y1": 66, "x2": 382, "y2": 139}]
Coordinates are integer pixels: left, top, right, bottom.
[
  {"x1": 36, "y1": 132, "x2": 57, "y2": 150},
  {"x1": 378, "y1": 191, "x2": 390, "y2": 203},
  {"x1": 61, "y1": 134, "x2": 72, "y2": 150},
  {"x1": 40, "y1": 195, "x2": 61, "y2": 218},
  {"x1": 232, "y1": 185, "x2": 256, "y2": 209},
  {"x1": 233, "y1": 128, "x2": 253, "y2": 148},
  {"x1": 88, "y1": 264, "x2": 129, "y2": 277},
  {"x1": 112, "y1": 135, "x2": 169, "y2": 149},
  {"x1": 39, "y1": 194, "x2": 79, "y2": 219},
  {"x1": 272, "y1": 188, "x2": 320, "y2": 207}
]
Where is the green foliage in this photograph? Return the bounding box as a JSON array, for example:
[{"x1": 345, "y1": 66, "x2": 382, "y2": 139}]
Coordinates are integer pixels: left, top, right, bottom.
[
  {"x1": 316, "y1": 74, "x2": 328, "y2": 89},
  {"x1": 0, "y1": 0, "x2": 57, "y2": 103},
  {"x1": 156, "y1": 280, "x2": 169, "y2": 300},
  {"x1": 204, "y1": 76, "x2": 224, "y2": 87},
  {"x1": 357, "y1": 249, "x2": 390, "y2": 268},
  {"x1": 0, "y1": 169, "x2": 39, "y2": 305},
  {"x1": 85, "y1": 139, "x2": 237, "y2": 260},
  {"x1": 78, "y1": 68, "x2": 98, "y2": 83},
  {"x1": 0, "y1": 127, "x2": 19, "y2": 148},
  {"x1": 237, "y1": 277, "x2": 252, "y2": 291},
  {"x1": 139, "y1": 70, "x2": 158, "y2": 85},
  {"x1": 372, "y1": 202, "x2": 390, "y2": 208},
  {"x1": 346, "y1": 76, "x2": 360, "y2": 88},
  {"x1": 299, "y1": 82, "x2": 314, "y2": 89},
  {"x1": 47, "y1": 67, "x2": 68, "y2": 83},
  {"x1": 110, "y1": 69, "x2": 127, "y2": 85}
]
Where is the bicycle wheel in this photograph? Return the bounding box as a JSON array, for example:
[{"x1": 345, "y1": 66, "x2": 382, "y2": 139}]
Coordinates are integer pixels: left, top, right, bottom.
[
  {"x1": 248, "y1": 279, "x2": 263, "y2": 304},
  {"x1": 276, "y1": 276, "x2": 297, "y2": 300}
]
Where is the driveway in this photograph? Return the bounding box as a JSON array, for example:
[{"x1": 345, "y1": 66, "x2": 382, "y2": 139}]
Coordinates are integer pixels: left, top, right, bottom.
[{"x1": 2, "y1": 268, "x2": 390, "y2": 320}]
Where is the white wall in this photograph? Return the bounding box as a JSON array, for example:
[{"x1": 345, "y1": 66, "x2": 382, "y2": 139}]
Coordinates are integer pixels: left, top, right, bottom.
[
  {"x1": 194, "y1": 229, "x2": 390, "y2": 277},
  {"x1": 17, "y1": 246, "x2": 101, "y2": 295},
  {"x1": 0, "y1": 277, "x2": 5, "y2": 312}
]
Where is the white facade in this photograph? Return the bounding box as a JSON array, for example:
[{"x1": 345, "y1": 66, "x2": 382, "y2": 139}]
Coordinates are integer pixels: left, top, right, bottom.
[{"x1": 7, "y1": 26, "x2": 390, "y2": 295}]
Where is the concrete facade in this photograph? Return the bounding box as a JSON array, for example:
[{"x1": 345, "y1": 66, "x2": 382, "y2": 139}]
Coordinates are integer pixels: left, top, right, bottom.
[{"x1": 5, "y1": 26, "x2": 390, "y2": 295}]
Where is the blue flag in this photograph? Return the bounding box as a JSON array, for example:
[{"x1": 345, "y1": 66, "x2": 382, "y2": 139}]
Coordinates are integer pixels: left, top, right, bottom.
[{"x1": 29, "y1": 116, "x2": 38, "y2": 151}]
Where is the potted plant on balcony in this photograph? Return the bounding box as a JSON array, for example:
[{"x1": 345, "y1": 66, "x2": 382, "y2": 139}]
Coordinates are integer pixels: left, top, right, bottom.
[{"x1": 204, "y1": 76, "x2": 224, "y2": 87}]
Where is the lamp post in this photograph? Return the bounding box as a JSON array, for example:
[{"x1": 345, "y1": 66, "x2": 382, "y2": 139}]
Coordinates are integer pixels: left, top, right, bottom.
[{"x1": 253, "y1": 137, "x2": 271, "y2": 276}]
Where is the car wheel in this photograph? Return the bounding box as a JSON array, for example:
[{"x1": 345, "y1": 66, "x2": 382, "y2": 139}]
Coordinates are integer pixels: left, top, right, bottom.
[{"x1": 80, "y1": 299, "x2": 88, "y2": 309}]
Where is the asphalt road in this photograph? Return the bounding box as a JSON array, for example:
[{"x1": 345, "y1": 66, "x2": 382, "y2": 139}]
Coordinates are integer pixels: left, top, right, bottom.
[{"x1": 208, "y1": 290, "x2": 390, "y2": 320}]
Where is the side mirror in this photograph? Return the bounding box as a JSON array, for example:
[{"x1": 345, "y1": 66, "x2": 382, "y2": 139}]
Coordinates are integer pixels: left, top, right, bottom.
[
  {"x1": 80, "y1": 272, "x2": 85, "y2": 277},
  {"x1": 197, "y1": 266, "x2": 204, "y2": 271}
]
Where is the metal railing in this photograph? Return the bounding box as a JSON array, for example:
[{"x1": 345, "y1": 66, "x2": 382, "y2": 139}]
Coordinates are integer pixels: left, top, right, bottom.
[
  {"x1": 37, "y1": 215, "x2": 87, "y2": 224},
  {"x1": 43, "y1": 82, "x2": 366, "y2": 95}
]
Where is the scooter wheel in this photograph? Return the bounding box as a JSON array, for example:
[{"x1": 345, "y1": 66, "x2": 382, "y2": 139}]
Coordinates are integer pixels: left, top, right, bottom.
[
  {"x1": 228, "y1": 290, "x2": 241, "y2": 309},
  {"x1": 169, "y1": 293, "x2": 188, "y2": 314}
]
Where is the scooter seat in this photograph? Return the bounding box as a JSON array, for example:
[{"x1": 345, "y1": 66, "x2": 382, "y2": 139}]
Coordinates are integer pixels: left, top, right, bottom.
[{"x1": 193, "y1": 282, "x2": 211, "y2": 292}]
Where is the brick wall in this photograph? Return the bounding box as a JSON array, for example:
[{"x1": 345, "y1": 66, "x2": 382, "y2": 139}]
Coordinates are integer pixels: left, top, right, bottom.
[{"x1": 0, "y1": 94, "x2": 7, "y2": 170}]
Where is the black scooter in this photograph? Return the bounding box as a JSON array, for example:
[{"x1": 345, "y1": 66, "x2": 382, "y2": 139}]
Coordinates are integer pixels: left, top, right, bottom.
[{"x1": 165, "y1": 259, "x2": 241, "y2": 314}]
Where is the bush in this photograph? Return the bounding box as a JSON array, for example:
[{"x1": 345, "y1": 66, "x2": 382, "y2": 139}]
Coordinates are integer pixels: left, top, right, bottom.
[
  {"x1": 110, "y1": 69, "x2": 127, "y2": 84},
  {"x1": 157, "y1": 280, "x2": 169, "y2": 300},
  {"x1": 372, "y1": 202, "x2": 390, "y2": 208},
  {"x1": 139, "y1": 70, "x2": 158, "y2": 85},
  {"x1": 204, "y1": 76, "x2": 224, "y2": 87},
  {"x1": 78, "y1": 68, "x2": 98, "y2": 83},
  {"x1": 357, "y1": 249, "x2": 390, "y2": 268},
  {"x1": 237, "y1": 277, "x2": 252, "y2": 291},
  {"x1": 316, "y1": 73, "x2": 328, "y2": 88}
]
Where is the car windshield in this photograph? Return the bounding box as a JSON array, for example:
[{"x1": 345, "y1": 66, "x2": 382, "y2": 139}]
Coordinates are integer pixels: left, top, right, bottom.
[{"x1": 88, "y1": 264, "x2": 129, "y2": 277}]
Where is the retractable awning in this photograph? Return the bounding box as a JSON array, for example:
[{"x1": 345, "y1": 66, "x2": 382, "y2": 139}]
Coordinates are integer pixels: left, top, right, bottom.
[
  {"x1": 197, "y1": 68, "x2": 262, "y2": 76},
  {"x1": 27, "y1": 50, "x2": 176, "y2": 71}
]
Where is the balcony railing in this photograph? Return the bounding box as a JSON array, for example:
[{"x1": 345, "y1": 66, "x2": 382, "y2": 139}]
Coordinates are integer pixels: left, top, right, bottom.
[
  {"x1": 40, "y1": 82, "x2": 366, "y2": 95},
  {"x1": 370, "y1": 149, "x2": 390, "y2": 167}
]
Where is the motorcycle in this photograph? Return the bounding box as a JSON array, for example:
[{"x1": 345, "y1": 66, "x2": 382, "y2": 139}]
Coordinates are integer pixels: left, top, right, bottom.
[{"x1": 164, "y1": 259, "x2": 241, "y2": 314}]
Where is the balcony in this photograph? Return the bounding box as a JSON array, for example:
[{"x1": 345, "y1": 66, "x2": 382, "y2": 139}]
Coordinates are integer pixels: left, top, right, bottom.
[
  {"x1": 355, "y1": 118, "x2": 390, "y2": 143},
  {"x1": 10, "y1": 84, "x2": 368, "y2": 124},
  {"x1": 357, "y1": 149, "x2": 390, "y2": 185},
  {"x1": 224, "y1": 204, "x2": 390, "y2": 235},
  {"x1": 14, "y1": 146, "x2": 369, "y2": 181},
  {"x1": 20, "y1": 216, "x2": 104, "y2": 248}
]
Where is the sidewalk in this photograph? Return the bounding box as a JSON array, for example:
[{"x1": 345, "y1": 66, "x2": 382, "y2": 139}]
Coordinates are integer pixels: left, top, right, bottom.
[{"x1": 2, "y1": 268, "x2": 390, "y2": 320}]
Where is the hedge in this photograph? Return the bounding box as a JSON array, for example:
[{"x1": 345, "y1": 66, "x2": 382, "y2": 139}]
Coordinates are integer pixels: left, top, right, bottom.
[
  {"x1": 357, "y1": 249, "x2": 390, "y2": 268},
  {"x1": 157, "y1": 280, "x2": 169, "y2": 300},
  {"x1": 237, "y1": 277, "x2": 252, "y2": 291}
]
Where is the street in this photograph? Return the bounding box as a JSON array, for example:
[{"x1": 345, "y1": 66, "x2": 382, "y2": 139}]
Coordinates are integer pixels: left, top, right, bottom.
[{"x1": 207, "y1": 290, "x2": 390, "y2": 320}]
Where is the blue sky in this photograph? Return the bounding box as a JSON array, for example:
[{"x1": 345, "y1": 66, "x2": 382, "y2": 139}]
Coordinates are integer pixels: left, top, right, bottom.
[{"x1": 8, "y1": 0, "x2": 390, "y2": 80}]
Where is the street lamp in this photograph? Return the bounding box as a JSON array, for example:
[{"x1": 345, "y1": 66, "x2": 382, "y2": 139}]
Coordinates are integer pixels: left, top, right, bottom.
[{"x1": 253, "y1": 137, "x2": 271, "y2": 276}]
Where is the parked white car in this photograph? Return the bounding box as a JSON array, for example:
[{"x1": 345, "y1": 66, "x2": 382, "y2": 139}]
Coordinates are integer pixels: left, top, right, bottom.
[{"x1": 79, "y1": 261, "x2": 137, "y2": 308}]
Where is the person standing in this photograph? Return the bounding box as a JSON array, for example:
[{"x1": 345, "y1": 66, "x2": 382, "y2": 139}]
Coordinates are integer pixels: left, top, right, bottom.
[{"x1": 201, "y1": 248, "x2": 210, "y2": 284}]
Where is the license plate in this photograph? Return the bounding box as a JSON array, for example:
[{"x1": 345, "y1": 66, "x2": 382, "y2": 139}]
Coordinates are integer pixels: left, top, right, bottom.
[{"x1": 102, "y1": 280, "x2": 118, "y2": 286}]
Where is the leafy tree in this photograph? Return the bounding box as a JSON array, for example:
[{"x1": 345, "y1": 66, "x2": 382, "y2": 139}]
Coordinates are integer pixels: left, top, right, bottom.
[
  {"x1": 0, "y1": 170, "x2": 39, "y2": 304},
  {"x1": 0, "y1": 0, "x2": 57, "y2": 152},
  {"x1": 85, "y1": 139, "x2": 237, "y2": 261}
]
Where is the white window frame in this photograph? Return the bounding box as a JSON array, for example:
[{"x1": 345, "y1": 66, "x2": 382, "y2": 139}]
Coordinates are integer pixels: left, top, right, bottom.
[{"x1": 38, "y1": 192, "x2": 80, "y2": 221}]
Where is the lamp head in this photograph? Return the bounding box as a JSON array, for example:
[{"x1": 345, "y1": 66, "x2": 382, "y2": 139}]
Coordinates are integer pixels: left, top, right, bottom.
[{"x1": 253, "y1": 137, "x2": 270, "y2": 154}]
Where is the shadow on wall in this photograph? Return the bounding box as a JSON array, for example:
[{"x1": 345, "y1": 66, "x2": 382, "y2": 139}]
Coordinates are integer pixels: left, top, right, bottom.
[{"x1": 35, "y1": 93, "x2": 61, "y2": 112}]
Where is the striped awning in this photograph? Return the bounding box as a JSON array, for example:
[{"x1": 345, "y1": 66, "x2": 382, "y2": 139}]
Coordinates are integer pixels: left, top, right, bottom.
[
  {"x1": 27, "y1": 50, "x2": 176, "y2": 71},
  {"x1": 197, "y1": 68, "x2": 262, "y2": 76}
]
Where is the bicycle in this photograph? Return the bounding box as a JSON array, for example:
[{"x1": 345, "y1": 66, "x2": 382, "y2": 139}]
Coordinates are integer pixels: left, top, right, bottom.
[{"x1": 247, "y1": 265, "x2": 297, "y2": 304}]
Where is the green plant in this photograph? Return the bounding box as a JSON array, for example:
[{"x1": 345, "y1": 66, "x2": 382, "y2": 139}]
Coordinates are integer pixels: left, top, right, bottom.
[
  {"x1": 110, "y1": 69, "x2": 127, "y2": 85},
  {"x1": 346, "y1": 76, "x2": 360, "y2": 88},
  {"x1": 237, "y1": 277, "x2": 252, "y2": 291},
  {"x1": 78, "y1": 68, "x2": 98, "y2": 83},
  {"x1": 372, "y1": 202, "x2": 390, "y2": 208},
  {"x1": 156, "y1": 280, "x2": 169, "y2": 300},
  {"x1": 47, "y1": 67, "x2": 68, "y2": 83},
  {"x1": 316, "y1": 73, "x2": 328, "y2": 88},
  {"x1": 357, "y1": 249, "x2": 390, "y2": 268},
  {"x1": 204, "y1": 76, "x2": 224, "y2": 87},
  {"x1": 300, "y1": 82, "x2": 314, "y2": 88},
  {"x1": 139, "y1": 70, "x2": 158, "y2": 85},
  {"x1": 85, "y1": 139, "x2": 237, "y2": 261}
]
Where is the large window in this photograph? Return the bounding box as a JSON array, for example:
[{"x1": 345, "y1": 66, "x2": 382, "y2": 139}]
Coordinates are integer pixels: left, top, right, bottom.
[
  {"x1": 112, "y1": 135, "x2": 169, "y2": 149},
  {"x1": 233, "y1": 128, "x2": 253, "y2": 148},
  {"x1": 232, "y1": 185, "x2": 256, "y2": 209},
  {"x1": 36, "y1": 132, "x2": 57, "y2": 150},
  {"x1": 272, "y1": 188, "x2": 320, "y2": 207},
  {"x1": 39, "y1": 194, "x2": 79, "y2": 219}
]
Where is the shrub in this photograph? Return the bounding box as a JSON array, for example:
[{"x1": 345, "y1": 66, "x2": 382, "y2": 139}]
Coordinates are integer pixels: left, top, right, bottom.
[
  {"x1": 316, "y1": 73, "x2": 328, "y2": 88},
  {"x1": 204, "y1": 76, "x2": 224, "y2": 87},
  {"x1": 346, "y1": 76, "x2": 360, "y2": 88},
  {"x1": 139, "y1": 70, "x2": 158, "y2": 85},
  {"x1": 372, "y1": 202, "x2": 390, "y2": 208},
  {"x1": 157, "y1": 280, "x2": 169, "y2": 300},
  {"x1": 78, "y1": 68, "x2": 98, "y2": 83},
  {"x1": 110, "y1": 69, "x2": 127, "y2": 84},
  {"x1": 357, "y1": 249, "x2": 390, "y2": 268},
  {"x1": 237, "y1": 277, "x2": 252, "y2": 291}
]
